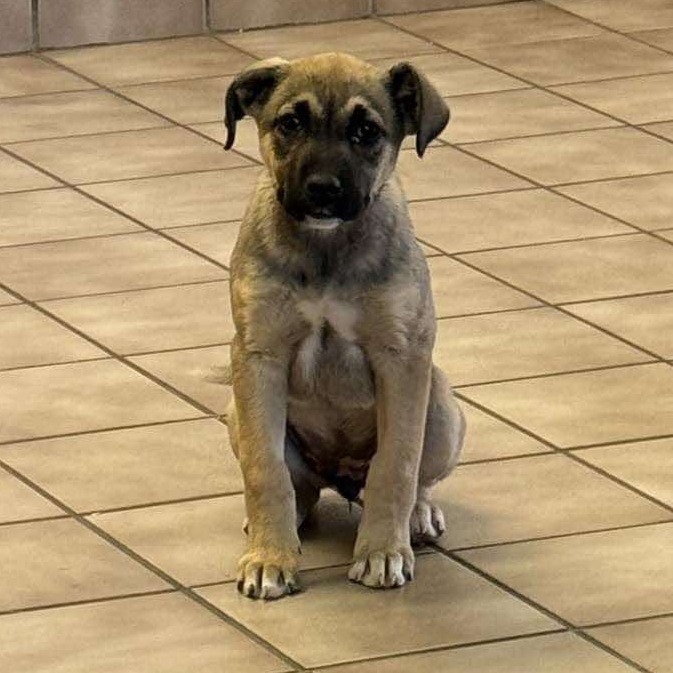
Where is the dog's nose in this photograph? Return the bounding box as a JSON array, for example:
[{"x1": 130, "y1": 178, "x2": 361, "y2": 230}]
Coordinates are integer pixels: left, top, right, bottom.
[{"x1": 305, "y1": 174, "x2": 343, "y2": 206}]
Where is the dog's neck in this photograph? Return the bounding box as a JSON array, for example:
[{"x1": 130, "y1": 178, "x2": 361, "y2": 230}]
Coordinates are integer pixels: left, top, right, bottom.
[{"x1": 250, "y1": 173, "x2": 414, "y2": 290}]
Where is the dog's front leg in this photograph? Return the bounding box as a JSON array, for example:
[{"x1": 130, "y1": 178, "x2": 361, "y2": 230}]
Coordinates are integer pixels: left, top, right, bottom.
[
  {"x1": 233, "y1": 344, "x2": 300, "y2": 600},
  {"x1": 349, "y1": 349, "x2": 432, "y2": 588}
]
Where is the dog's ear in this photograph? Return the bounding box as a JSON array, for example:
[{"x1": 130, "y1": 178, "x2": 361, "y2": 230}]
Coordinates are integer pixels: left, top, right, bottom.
[
  {"x1": 385, "y1": 62, "x2": 450, "y2": 157},
  {"x1": 224, "y1": 58, "x2": 289, "y2": 150}
]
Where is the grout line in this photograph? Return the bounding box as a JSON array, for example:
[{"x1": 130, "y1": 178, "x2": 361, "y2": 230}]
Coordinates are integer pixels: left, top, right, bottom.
[
  {"x1": 0, "y1": 588, "x2": 177, "y2": 618},
  {"x1": 0, "y1": 457, "x2": 307, "y2": 671},
  {"x1": 437, "y1": 547, "x2": 655, "y2": 673},
  {"x1": 79, "y1": 490, "x2": 244, "y2": 517},
  {"x1": 551, "y1": 167, "x2": 673, "y2": 188},
  {"x1": 123, "y1": 340, "x2": 232, "y2": 359},
  {"x1": 0, "y1": 145, "x2": 236, "y2": 275},
  {"x1": 539, "y1": 0, "x2": 673, "y2": 59},
  {"x1": 453, "y1": 391, "x2": 673, "y2": 516},
  {"x1": 453, "y1": 361, "x2": 659, "y2": 391},
  {"x1": 0, "y1": 355, "x2": 111, "y2": 375},
  {"x1": 566, "y1": 432, "x2": 673, "y2": 452},
  {"x1": 2, "y1": 122, "x2": 172, "y2": 146},
  {"x1": 0, "y1": 278, "x2": 218, "y2": 417},
  {"x1": 443, "y1": 519, "x2": 673, "y2": 555},
  {"x1": 582, "y1": 610, "x2": 673, "y2": 631},
  {"x1": 416, "y1": 230, "x2": 640, "y2": 257},
  {"x1": 36, "y1": 277, "x2": 228, "y2": 304},
  {"x1": 309, "y1": 629, "x2": 569, "y2": 671},
  {"x1": 452, "y1": 122, "x2": 625, "y2": 147},
  {"x1": 0, "y1": 417, "x2": 215, "y2": 449},
  {"x1": 31, "y1": 50, "x2": 262, "y2": 167},
  {"x1": 0, "y1": 512, "x2": 71, "y2": 529},
  {"x1": 375, "y1": 12, "x2": 673, "y2": 261}
]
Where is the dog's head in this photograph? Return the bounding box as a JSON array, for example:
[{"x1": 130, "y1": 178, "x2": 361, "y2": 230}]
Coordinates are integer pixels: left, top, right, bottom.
[{"x1": 224, "y1": 53, "x2": 449, "y2": 228}]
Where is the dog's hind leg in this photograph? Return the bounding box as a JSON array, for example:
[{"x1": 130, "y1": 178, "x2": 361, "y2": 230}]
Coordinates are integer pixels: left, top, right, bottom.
[
  {"x1": 224, "y1": 399, "x2": 323, "y2": 531},
  {"x1": 410, "y1": 365, "x2": 465, "y2": 544}
]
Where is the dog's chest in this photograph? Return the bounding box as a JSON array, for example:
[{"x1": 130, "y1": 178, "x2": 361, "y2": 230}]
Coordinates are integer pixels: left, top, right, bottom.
[{"x1": 289, "y1": 294, "x2": 375, "y2": 408}]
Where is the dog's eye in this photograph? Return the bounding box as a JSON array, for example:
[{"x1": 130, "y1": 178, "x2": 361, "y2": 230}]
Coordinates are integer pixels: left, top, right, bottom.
[
  {"x1": 276, "y1": 114, "x2": 303, "y2": 135},
  {"x1": 349, "y1": 121, "x2": 382, "y2": 146}
]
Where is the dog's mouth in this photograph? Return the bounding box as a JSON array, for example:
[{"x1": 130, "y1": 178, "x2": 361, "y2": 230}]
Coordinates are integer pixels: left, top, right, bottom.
[
  {"x1": 303, "y1": 215, "x2": 343, "y2": 231},
  {"x1": 276, "y1": 185, "x2": 369, "y2": 228}
]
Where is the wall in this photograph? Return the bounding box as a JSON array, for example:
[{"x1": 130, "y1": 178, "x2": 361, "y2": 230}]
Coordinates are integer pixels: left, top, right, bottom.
[{"x1": 0, "y1": 0, "x2": 516, "y2": 54}]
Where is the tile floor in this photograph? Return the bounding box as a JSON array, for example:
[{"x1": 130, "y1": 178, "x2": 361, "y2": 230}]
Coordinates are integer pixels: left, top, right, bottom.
[{"x1": 1, "y1": 2, "x2": 672, "y2": 672}]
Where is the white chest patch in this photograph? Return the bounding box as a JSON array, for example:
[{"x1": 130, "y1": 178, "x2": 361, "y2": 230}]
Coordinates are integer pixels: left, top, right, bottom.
[{"x1": 297, "y1": 295, "x2": 359, "y2": 342}]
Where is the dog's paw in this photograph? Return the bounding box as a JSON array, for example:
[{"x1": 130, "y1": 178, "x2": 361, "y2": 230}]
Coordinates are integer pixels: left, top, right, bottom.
[
  {"x1": 410, "y1": 500, "x2": 445, "y2": 544},
  {"x1": 237, "y1": 548, "x2": 300, "y2": 600},
  {"x1": 348, "y1": 547, "x2": 414, "y2": 589}
]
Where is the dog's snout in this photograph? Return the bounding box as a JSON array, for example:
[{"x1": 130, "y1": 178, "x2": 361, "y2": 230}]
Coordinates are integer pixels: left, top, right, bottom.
[{"x1": 305, "y1": 173, "x2": 343, "y2": 206}]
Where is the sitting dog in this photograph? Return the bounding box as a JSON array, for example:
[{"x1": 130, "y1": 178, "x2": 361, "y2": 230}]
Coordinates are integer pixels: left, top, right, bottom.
[{"x1": 222, "y1": 52, "x2": 465, "y2": 600}]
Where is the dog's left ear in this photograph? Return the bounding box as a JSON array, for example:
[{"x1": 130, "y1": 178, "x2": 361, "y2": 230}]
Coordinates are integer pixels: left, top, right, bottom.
[
  {"x1": 385, "y1": 62, "x2": 450, "y2": 157},
  {"x1": 224, "y1": 58, "x2": 289, "y2": 150}
]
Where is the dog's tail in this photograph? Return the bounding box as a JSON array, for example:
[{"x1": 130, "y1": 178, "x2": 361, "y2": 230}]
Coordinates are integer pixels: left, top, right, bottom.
[{"x1": 205, "y1": 363, "x2": 233, "y2": 386}]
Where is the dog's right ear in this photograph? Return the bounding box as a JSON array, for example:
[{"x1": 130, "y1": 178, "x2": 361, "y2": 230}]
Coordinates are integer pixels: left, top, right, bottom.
[{"x1": 224, "y1": 58, "x2": 289, "y2": 150}]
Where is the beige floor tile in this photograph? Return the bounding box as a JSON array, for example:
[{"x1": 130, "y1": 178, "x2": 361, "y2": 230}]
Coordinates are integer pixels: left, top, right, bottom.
[
  {"x1": 222, "y1": 19, "x2": 439, "y2": 61},
  {"x1": 411, "y1": 189, "x2": 630, "y2": 254},
  {"x1": 442, "y1": 89, "x2": 618, "y2": 144},
  {"x1": 574, "y1": 438, "x2": 673, "y2": 507},
  {"x1": 389, "y1": 1, "x2": 602, "y2": 48},
  {"x1": 458, "y1": 400, "x2": 551, "y2": 463},
  {"x1": 548, "y1": 0, "x2": 673, "y2": 32},
  {"x1": 0, "y1": 304, "x2": 104, "y2": 370},
  {"x1": 0, "y1": 360, "x2": 202, "y2": 443},
  {"x1": 11, "y1": 127, "x2": 250, "y2": 185},
  {"x1": 463, "y1": 34, "x2": 673, "y2": 86},
  {"x1": 398, "y1": 146, "x2": 530, "y2": 201},
  {"x1": 165, "y1": 222, "x2": 241, "y2": 266},
  {"x1": 199, "y1": 554, "x2": 554, "y2": 667},
  {"x1": 370, "y1": 52, "x2": 527, "y2": 97},
  {"x1": 553, "y1": 73, "x2": 673, "y2": 125},
  {"x1": 83, "y1": 167, "x2": 259, "y2": 228},
  {"x1": 589, "y1": 616, "x2": 673, "y2": 673},
  {"x1": 0, "y1": 419, "x2": 240, "y2": 512},
  {"x1": 0, "y1": 90, "x2": 167, "y2": 144},
  {"x1": 643, "y1": 120, "x2": 673, "y2": 141},
  {"x1": 326, "y1": 632, "x2": 637, "y2": 673},
  {"x1": 48, "y1": 37, "x2": 254, "y2": 87},
  {"x1": 460, "y1": 235, "x2": 673, "y2": 303},
  {"x1": 92, "y1": 492, "x2": 360, "y2": 586},
  {"x1": 565, "y1": 292, "x2": 673, "y2": 358},
  {"x1": 463, "y1": 363, "x2": 673, "y2": 448},
  {"x1": 0, "y1": 188, "x2": 139, "y2": 247},
  {"x1": 428, "y1": 257, "x2": 539, "y2": 318},
  {"x1": 130, "y1": 345, "x2": 232, "y2": 414},
  {"x1": 0, "y1": 592, "x2": 289, "y2": 673},
  {"x1": 117, "y1": 76, "x2": 232, "y2": 125},
  {"x1": 0, "y1": 469, "x2": 61, "y2": 523},
  {"x1": 437, "y1": 454, "x2": 669, "y2": 550},
  {"x1": 190, "y1": 119, "x2": 261, "y2": 161},
  {"x1": 0, "y1": 233, "x2": 225, "y2": 301},
  {"x1": 0, "y1": 152, "x2": 58, "y2": 194},
  {"x1": 467, "y1": 127, "x2": 673, "y2": 185},
  {"x1": 460, "y1": 523, "x2": 673, "y2": 624},
  {"x1": 0, "y1": 288, "x2": 19, "y2": 306},
  {"x1": 44, "y1": 282, "x2": 233, "y2": 355},
  {"x1": 557, "y1": 173, "x2": 673, "y2": 231},
  {"x1": 659, "y1": 228, "x2": 673, "y2": 242},
  {"x1": 631, "y1": 27, "x2": 673, "y2": 51},
  {"x1": 0, "y1": 55, "x2": 94, "y2": 98},
  {"x1": 434, "y1": 307, "x2": 647, "y2": 386},
  {"x1": 0, "y1": 519, "x2": 166, "y2": 611}
]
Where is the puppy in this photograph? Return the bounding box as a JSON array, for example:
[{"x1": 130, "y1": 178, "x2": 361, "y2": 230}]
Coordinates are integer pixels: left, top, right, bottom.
[{"x1": 222, "y1": 52, "x2": 465, "y2": 600}]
